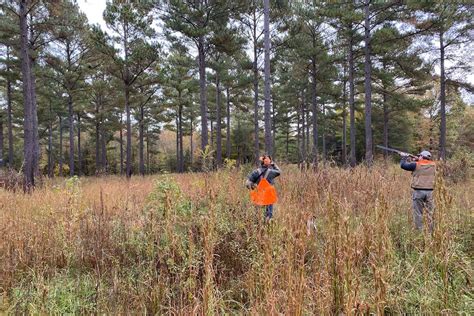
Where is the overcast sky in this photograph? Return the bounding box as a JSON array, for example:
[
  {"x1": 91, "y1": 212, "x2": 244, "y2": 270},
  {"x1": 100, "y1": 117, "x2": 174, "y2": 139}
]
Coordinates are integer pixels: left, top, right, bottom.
[{"x1": 77, "y1": 0, "x2": 107, "y2": 29}]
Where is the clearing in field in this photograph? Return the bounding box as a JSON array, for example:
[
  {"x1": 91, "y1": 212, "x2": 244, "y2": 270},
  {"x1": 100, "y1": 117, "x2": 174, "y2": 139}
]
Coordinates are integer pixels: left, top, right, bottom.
[{"x1": 1, "y1": 164, "x2": 472, "y2": 314}]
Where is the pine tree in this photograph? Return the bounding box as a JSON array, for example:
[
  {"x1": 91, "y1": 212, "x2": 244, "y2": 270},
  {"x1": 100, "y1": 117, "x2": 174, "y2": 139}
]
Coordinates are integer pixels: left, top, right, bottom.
[
  {"x1": 94, "y1": 2, "x2": 159, "y2": 178},
  {"x1": 0, "y1": 9, "x2": 20, "y2": 168},
  {"x1": 238, "y1": 0, "x2": 264, "y2": 162},
  {"x1": 44, "y1": 0, "x2": 90, "y2": 176},
  {"x1": 163, "y1": 1, "x2": 237, "y2": 153},
  {"x1": 371, "y1": 24, "x2": 431, "y2": 157},
  {"x1": 410, "y1": 1, "x2": 473, "y2": 159},
  {"x1": 162, "y1": 42, "x2": 195, "y2": 172}
]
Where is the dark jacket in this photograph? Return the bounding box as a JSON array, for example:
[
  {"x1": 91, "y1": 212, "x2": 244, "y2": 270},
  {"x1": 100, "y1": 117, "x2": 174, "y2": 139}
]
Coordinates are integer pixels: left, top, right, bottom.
[
  {"x1": 247, "y1": 163, "x2": 281, "y2": 185},
  {"x1": 400, "y1": 157, "x2": 417, "y2": 171}
]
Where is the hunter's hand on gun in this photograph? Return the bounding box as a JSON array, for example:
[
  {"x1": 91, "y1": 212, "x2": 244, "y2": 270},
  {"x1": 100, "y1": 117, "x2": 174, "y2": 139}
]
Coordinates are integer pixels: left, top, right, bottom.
[
  {"x1": 400, "y1": 152, "x2": 418, "y2": 162},
  {"x1": 400, "y1": 152, "x2": 410, "y2": 162}
]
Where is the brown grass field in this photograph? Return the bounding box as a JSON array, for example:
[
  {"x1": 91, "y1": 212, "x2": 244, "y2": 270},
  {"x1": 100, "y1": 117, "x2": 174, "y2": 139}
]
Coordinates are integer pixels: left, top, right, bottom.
[{"x1": 0, "y1": 163, "x2": 472, "y2": 314}]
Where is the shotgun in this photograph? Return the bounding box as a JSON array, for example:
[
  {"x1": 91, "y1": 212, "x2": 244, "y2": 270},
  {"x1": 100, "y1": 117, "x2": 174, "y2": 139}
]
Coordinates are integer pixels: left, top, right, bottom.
[{"x1": 376, "y1": 145, "x2": 418, "y2": 159}]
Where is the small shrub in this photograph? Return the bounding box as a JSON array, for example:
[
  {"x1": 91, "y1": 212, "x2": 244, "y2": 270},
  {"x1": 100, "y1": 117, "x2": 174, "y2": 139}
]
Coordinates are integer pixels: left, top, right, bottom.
[{"x1": 442, "y1": 150, "x2": 473, "y2": 183}]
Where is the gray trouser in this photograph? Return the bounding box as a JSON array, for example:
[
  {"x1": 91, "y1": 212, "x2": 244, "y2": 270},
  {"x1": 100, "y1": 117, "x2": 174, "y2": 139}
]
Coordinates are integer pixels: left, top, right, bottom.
[{"x1": 412, "y1": 190, "x2": 434, "y2": 231}]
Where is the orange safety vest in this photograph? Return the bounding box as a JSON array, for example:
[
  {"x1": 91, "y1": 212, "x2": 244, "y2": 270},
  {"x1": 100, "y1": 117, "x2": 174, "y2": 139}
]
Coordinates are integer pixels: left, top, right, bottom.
[
  {"x1": 250, "y1": 173, "x2": 278, "y2": 206},
  {"x1": 412, "y1": 159, "x2": 436, "y2": 189}
]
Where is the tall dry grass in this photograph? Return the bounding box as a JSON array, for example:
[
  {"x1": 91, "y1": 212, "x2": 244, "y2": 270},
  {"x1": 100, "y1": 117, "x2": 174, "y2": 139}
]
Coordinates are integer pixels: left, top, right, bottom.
[{"x1": 0, "y1": 163, "x2": 472, "y2": 314}]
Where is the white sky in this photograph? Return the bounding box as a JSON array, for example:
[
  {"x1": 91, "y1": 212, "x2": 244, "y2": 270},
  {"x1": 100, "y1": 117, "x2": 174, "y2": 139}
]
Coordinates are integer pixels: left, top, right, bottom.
[{"x1": 77, "y1": 0, "x2": 107, "y2": 30}]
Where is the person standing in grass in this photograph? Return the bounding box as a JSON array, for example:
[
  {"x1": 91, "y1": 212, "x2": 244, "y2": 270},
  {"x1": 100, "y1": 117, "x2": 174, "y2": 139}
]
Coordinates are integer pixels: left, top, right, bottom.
[
  {"x1": 400, "y1": 150, "x2": 436, "y2": 232},
  {"x1": 246, "y1": 155, "x2": 281, "y2": 222}
]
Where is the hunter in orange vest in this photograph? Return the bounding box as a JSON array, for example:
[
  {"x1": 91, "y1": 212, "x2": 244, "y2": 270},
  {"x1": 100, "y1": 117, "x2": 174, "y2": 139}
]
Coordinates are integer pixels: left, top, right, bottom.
[
  {"x1": 246, "y1": 155, "x2": 281, "y2": 222},
  {"x1": 401, "y1": 150, "x2": 436, "y2": 232}
]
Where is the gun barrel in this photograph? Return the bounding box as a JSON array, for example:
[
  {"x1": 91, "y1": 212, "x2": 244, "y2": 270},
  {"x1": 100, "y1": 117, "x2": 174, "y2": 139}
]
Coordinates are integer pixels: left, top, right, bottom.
[
  {"x1": 376, "y1": 145, "x2": 416, "y2": 157},
  {"x1": 376, "y1": 145, "x2": 401, "y2": 154}
]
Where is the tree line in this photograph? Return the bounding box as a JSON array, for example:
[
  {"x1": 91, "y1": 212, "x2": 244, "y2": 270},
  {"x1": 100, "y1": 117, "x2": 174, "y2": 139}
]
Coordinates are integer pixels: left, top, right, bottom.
[{"x1": 0, "y1": 0, "x2": 472, "y2": 189}]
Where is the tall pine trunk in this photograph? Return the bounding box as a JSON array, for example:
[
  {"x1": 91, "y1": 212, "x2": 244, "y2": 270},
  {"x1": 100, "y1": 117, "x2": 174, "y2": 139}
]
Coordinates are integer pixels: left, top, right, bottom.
[
  {"x1": 272, "y1": 95, "x2": 277, "y2": 157},
  {"x1": 383, "y1": 92, "x2": 389, "y2": 159},
  {"x1": 101, "y1": 129, "x2": 107, "y2": 173},
  {"x1": 125, "y1": 86, "x2": 132, "y2": 177},
  {"x1": 29, "y1": 14, "x2": 39, "y2": 182},
  {"x1": 77, "y1": 113, "x2": 82, "y2": 176},
  {"x1": 439, "y1": 29, "x2": 446, "y2": 160},
  {"x1": 176, "y1": 116, "x2": 179, "y2": 172},
  {"x1": 252, "y1": 7, "x2": 260, "y2": 163},
  {"x1": 139, "y1": 104, "x2": 145, "y2": 176},
  {"x1": 146, "y1": 128, "x2": 150, "y2": 174},
  {"x1": 349, "y1": 32, "x2": 356, "y2": 167},
  {"x1": 120, "y1": 114, "x2": 124, "y2": 175},
  {"x1": 301, "y1": 94, "x2": 306, "y2": 165},
  {"x1": 123, "y1": 19, "x2": 132, "y2": 178},
  {"x1": 342, "y1": 114, "x2": 348, "y2": 164},
  {"x1": 7, "y1": 80, "x2": 13, "y2": 168},
  {"x1": 59, "y1": 116, "x2": 63, "y2": 177},
  {"x1": 198, "y1": 36, "x2": 208, "y2": 151},
  {"x1": 48, "y1": 102, "x2": 54, "y2": 178},
  {"x1": 285, "y1": 112, "x2": 289, "y2": 160},
  {"x1": 190, "y1": 116, "x2": 193, "y2": 166},
  {"x1": 0, "y1": 115, "x2": 4, "y2": 167},
  {"x1": 305, "y1": 101, "x2": 310, "y2": 168},
  {"x1": 95, "y1": 102, "x2": 100, "y2": 173},
  {"x1": 342, "y1": 64, "x2": 347, "y2": 165},
  {"x1": 66, "y1": 40, "x2": 75, "y2": 177},
  {"x1": 237, "y1": 118, "x2": 242, "y2": 165},
  {"x1": 20, "y1": 0, "x2": 39, "y2": 190},
  {"x1": 48, "y1": 119, "x2": 53, "y2": 177},
  {"x1": 322, "y1": 105, "x2": 326, "y2": 165},
  {"x1": 363, "y1": 0, "x2": 373, "y2": 166},
  {"x1": 178, "y1": 90, "x2": 184, "y2": 173},
  {"x1": 226, "y1": 87, "x2": 231, "y2": 159},
  {"x1": 215, "y1": 75, "x2": 222, "y2": 167},
  {"x1": 297, "y1": 101, "x2": 301, "y2": 170},
  {"x1": 101, "y1": 100, "x2": 107, "y2": 172},
  {"x1": 210, "y1": 117, "x2": 213, "y2": 148},
  {"x1": 6, "y1": 46, "x2": 14, "y2": 168},
  {"x1": 263, "y1": 0, "x2": 272, "y2": 155},
  {"x1": 68, "y1": 94, "x2": 74, "y2": 176},
  {"x1": 178, "y1": 104, "x2": 184, "y2": 173},
  {"x1": 311, "y1": 58, "x2": 319, "y2": 169}
]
